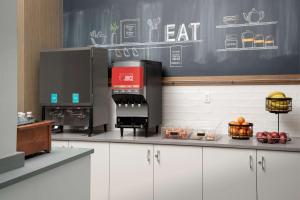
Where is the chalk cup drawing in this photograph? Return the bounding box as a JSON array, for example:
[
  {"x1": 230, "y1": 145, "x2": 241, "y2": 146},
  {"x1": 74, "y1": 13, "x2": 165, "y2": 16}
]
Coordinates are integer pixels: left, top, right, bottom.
[
  {"x1": 115, "y1": 49, "x2": 123, "y2": 58},
  {"x1": 131, "y1": 48, "x2": 139, "y2": 57},
  {"x1": 147, "y1": 17, "x2": 161, "y2": 42},
  {"x1": 123, "y1": 48, "x2": 131, "y2": 57},
  {"x1": 243, "y1": 8, "x2": 265, "y2": 24},
  {"x1": 111, "y1": 22, "x2": 119, "y2": 45}
]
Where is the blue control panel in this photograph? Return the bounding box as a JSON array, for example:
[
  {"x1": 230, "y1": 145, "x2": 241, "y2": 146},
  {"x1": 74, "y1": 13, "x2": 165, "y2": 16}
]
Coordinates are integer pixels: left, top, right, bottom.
[
  {"x1": 72, "y1": 93, "x2": 80, "y2": 104},
  {"x1": 51, "y1": 93, "x2": 58, "y2": 104}
]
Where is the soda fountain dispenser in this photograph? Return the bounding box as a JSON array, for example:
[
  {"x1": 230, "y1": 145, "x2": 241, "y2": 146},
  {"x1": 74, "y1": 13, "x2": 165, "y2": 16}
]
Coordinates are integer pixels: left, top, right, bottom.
[{"x1": 112, "y1": 60, "x2": 162, "y2": 137}]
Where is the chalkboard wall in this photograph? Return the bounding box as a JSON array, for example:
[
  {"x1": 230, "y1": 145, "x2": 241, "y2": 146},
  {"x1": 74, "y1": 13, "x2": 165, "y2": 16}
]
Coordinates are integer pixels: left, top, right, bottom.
[{"x1": 64, "y1": 0, "x2": 300, "y2": 77}]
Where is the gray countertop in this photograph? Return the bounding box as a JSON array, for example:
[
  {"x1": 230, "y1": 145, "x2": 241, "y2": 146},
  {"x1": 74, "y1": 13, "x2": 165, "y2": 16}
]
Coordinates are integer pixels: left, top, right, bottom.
[
  {"x1": 52, "y1": 131, "x2": 300, "y2": 152},
  {"x1": 0, "y1": 147, "x2": 93, "y2": 190}
]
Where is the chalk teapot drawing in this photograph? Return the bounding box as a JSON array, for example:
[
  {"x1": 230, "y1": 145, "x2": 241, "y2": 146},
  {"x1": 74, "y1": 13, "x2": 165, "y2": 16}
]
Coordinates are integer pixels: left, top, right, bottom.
[{"x1": 243, "y1": 8, "x2": 265, "y2": 23}]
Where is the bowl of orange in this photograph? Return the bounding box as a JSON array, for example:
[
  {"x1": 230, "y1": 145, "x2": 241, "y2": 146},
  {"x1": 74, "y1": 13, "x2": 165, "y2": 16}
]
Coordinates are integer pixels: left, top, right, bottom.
[{"x1": 228, "y1": 117, "x2": 253, "y2": 140}]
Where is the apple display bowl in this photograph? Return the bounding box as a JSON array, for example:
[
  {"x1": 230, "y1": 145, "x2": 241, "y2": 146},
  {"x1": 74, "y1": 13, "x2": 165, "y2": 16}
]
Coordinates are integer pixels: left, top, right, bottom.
[
  {"x1": 266, "y1": 97, "x2": 292, "y2": 113},
  {"x1": 228, "y1": 123, "x2": 253, "y2": 140},
  {"x1": 256, "y1": 132, "x2": 292, "y2": 144}
]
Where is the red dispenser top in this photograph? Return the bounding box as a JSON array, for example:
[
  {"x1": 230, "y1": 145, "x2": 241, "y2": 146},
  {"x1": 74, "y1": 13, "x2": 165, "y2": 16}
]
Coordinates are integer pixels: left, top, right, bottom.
[{"x1": 112, "y1": 66, "x2": 144, "y2": 90}]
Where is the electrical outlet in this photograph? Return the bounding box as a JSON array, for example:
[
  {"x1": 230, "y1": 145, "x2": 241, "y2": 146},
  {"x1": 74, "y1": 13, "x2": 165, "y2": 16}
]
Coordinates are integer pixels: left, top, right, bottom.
[{"x1": 204, "y1": 92, "x2": 211, "y2": 103}]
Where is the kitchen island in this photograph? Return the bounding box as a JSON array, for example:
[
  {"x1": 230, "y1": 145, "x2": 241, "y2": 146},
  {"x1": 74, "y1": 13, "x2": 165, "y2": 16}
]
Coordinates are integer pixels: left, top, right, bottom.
[
  {"x1": 52, "y1": 131, "x2": 300, "y2": 200},
  {"x1": 0, "y1": 147, "x2": 93, "y2": 200}
]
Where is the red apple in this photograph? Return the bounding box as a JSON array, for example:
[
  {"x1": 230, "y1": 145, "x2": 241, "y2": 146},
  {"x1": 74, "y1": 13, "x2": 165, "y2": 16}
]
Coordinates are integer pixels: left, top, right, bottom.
[
  {"x1": 267, "y1": 134, "x2": 275, "y2": 144},
  {"x1": 264, "y1": 131, "x2": 270, "y2": 137},
  {"x1": 279, "y1": 132, "x2": 287, "y2": 137},
  {"x1": 270, "y1": 132, "x2": 280, "y2": 143},
  {"x1": 261, "y1": 135, "x2": 268, "y2": 143},
  {"x1": 256, "y1": 132, "x2": 268, "y2": 143},
  {"x1": 256, "y1": 132, "x2": 264, "y2": 137},
  {"x1": 279, "y1": 132, "x2": 288, "y2": 144}
]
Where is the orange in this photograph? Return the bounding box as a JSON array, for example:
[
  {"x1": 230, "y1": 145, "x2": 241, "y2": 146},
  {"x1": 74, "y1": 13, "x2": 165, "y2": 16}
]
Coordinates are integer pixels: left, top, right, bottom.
[
  {"x1": 231, "y1": 121, "x2": 240, "y2": 125},
  {"x1": 239, "y1": 129, "x2": 245, "y2": 135},
  {"x1": 242, "y1": 122, "x2": 249, "y2": 126},
  {"x1": 247, "y1": 129, "x2": 252, "y2": 135},
  {"x1": 232, "y1": 127, "x2": 238, "y2": 134},
  {"x1": 229, "y1": 121, "x2": 236, "y2": 125},
  {"x1": 237, "y1": 116, "x2": 245, "y2": 125}
]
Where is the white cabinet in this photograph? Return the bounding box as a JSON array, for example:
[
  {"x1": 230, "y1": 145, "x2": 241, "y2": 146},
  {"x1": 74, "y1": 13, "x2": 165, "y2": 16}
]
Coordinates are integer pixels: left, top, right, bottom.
[
  {"x1": 203, "y1": 147, "x2": 256, "y2": 200},
  {"x1": 110, "y1": 144, "x2": 202, "y2": 200},
  {"x1": 257, "y1": 150, "x2": 300, "y2": 200},
  {"x1": 69, "y1": 141, "x2": 109, "y2": 200},
  {"x1": 109, "y1": 143, "x2": 153, "y2": 200},
  {"x1": 52, "y1": 140, "x2": 69, "y2": 148},
  {"x1": 52, "y1": 140, "x2": 300, "y2": 200},
  {"x1": 154, "y1": 145, "x2": 202, "y2": 200}
]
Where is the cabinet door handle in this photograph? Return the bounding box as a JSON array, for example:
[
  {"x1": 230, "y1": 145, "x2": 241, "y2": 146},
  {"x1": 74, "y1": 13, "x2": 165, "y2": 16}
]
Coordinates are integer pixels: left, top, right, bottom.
[
  {"x1": 262, "y1": 156, "x2": 266, "y2": 171},
  {"x1": 249, "y1": 155, "x2": 253, "y2": 170},
  {"x1": 147, "y1": 150, "x2": 151, "y2": 163},
  {"x1": 258, "y1": 156, "x2": 266, "y2": 171},
  {"x1": 155, "y1": 150, "x2": 160, "y2": 163}
]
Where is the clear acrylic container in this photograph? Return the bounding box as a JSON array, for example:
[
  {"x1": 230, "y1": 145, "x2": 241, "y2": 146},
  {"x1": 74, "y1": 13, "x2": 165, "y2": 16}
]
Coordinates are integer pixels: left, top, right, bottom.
[
  {"x1": 189, "y1": 129, "x2": 206, "y2": 140},
  {"x1": 205, "y1": 128, "x2": 217, "y2": 141},
  {"x1": 162, "y1": 126, "x2": 192, "y2": 140}
]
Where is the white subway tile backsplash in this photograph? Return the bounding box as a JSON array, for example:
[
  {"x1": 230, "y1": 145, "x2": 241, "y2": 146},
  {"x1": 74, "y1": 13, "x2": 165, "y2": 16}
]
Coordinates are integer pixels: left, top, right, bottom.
[{"x1": 108, "y1": 85, "x2": 300, "y2": 137}]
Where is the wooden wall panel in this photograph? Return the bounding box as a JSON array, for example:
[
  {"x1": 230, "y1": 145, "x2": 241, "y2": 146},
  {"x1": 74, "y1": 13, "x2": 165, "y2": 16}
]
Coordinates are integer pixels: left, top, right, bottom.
[
  {"x1": 17, "y1": 0, "x2": 63, "y2": 118},
  {"x1": 17, "y1": 0, "x2": 25, "y2": 112}
]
